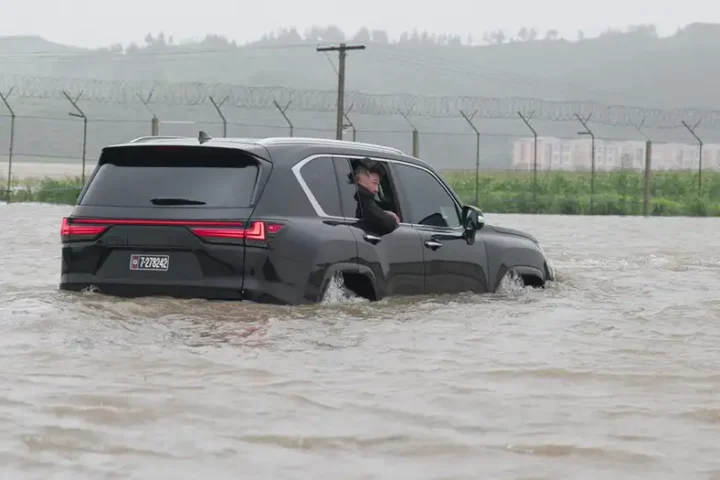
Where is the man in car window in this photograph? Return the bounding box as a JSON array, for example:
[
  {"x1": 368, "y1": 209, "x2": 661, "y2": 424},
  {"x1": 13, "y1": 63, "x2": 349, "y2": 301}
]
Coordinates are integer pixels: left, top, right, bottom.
[{"x1": 351, "y1": 160, "x2": 400, "y2": 235}]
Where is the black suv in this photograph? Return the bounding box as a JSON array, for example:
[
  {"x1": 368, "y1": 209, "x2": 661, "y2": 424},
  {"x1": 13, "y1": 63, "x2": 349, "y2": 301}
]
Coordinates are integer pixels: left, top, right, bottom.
[{"x1": 59, "y1": 133, "x2": 554, "y2": 304}]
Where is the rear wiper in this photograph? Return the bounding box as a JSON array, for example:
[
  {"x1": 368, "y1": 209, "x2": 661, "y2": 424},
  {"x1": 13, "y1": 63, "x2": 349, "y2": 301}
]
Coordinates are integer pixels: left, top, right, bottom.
[{"x1": 150, "y1": 197, "x2": 206, "y2": 205}]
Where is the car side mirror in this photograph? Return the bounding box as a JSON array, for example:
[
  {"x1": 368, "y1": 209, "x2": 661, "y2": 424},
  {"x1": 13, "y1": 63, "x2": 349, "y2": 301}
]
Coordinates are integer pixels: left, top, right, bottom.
[{"x1": 461, "y1": 205, "x2": 485, "y2": 235}]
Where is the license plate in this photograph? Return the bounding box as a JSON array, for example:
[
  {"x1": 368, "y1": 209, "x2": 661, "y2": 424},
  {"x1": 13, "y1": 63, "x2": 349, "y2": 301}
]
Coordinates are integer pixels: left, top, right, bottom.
[{"x1": 129, "y1": 254, "x2": 169, "y2": 272}]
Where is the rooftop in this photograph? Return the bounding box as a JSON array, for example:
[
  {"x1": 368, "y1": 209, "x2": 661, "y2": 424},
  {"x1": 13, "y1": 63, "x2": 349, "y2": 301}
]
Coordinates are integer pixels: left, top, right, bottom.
[{"x1": 127, "y1": 133, "x2": 405, "y2": 156}]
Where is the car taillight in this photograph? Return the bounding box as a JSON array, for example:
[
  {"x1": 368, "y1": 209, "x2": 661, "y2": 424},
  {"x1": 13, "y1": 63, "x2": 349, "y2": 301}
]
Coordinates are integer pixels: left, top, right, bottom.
[
  {"x1": 189, "y1": 221, "x2": 284, "y2": 242},
  {"x1": 61, "y1": 217, "x2": 108, "y2": 241},
  {"x1": 59, "y1": 217, "x2": 284, "y2": 245}
]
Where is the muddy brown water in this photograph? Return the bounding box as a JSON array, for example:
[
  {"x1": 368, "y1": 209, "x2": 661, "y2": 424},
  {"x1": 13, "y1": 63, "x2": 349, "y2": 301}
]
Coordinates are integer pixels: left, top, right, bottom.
[{"x1": 0, "y1": 204, "x2": 719, "y2": 480}]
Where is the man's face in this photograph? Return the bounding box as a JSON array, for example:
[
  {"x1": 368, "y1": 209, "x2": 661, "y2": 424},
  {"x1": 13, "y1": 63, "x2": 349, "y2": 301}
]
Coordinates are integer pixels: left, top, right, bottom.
[{"x1": 357, "y1": 171, "x2": 380, "y2": 195}]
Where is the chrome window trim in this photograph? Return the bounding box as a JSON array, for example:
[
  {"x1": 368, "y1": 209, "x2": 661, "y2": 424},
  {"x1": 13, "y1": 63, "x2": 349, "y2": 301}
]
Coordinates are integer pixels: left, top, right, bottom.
[
  {"x1": 291, "y1": 154, "x2": 337, "y2": 218},
  {"x1": 291, "y1": 152, "x2": 472, "y2": 230}
]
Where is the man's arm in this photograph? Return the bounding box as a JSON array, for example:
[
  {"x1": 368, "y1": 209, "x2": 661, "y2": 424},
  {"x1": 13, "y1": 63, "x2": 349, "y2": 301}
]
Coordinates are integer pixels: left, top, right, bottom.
[{"x1": 358, "y1": 196, "x2": 399, "y2": 234}]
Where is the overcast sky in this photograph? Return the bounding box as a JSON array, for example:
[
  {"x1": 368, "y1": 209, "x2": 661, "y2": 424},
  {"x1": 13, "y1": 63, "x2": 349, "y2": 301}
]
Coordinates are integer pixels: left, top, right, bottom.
[{"x1": 2, "y1": 0, "x2": 718, "y2": 48}]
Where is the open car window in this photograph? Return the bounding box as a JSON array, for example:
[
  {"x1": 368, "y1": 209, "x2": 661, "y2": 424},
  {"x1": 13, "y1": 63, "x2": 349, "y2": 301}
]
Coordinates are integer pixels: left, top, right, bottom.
[{"x1": 341, "y1": 157, "x2": 404, "y2": 221}]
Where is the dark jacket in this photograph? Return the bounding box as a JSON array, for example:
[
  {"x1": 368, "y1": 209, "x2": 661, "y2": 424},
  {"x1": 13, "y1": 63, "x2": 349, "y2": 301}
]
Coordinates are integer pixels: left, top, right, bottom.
[{"x1": 354, "y1": 185, "x2": 399, "y2": 235}]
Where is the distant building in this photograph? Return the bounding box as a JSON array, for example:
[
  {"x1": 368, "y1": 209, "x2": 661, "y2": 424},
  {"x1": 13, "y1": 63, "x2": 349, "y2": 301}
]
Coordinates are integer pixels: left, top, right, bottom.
[{"x1": 512, "y1": 137, "x2": 720, "y2": 171}]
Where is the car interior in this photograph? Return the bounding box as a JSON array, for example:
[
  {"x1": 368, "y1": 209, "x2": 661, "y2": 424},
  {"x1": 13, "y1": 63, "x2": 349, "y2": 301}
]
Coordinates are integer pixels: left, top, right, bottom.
[{"x1": 349, "y1": 158, "x2": 404, "y2": 222}]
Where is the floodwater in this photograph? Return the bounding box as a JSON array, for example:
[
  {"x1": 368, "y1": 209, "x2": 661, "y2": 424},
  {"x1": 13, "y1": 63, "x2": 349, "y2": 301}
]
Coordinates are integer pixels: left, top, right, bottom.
[{"x1": 0, "y1": 204, "x2": 719, "y2": 480}]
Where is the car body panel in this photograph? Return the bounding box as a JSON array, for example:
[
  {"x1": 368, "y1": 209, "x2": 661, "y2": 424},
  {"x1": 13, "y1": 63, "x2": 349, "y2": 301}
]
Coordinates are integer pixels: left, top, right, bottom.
[
  {"x1": 350, "y1": 222, "x2": 425, "y2": 298},
  {"x1": 412, "y1": 226, "x2": 490, "y2": 295},
  {"x1": 481, "y1": 225, "x2": 550, "y2": 291},
  {"x1": 240, "y1": 217, "x2": 359, "y2": 305}
]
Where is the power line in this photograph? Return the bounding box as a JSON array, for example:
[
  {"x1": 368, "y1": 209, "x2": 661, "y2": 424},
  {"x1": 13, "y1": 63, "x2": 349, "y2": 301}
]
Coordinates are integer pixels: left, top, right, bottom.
[{"x1": 0, "y1": 74, "x2": 718, "y2": 130}]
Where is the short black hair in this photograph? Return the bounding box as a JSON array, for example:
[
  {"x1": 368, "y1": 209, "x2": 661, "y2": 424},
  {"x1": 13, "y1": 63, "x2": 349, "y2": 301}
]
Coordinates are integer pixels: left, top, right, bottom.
[{"x1": 356, "y1": 157, "x2": 383, "y2": 175}]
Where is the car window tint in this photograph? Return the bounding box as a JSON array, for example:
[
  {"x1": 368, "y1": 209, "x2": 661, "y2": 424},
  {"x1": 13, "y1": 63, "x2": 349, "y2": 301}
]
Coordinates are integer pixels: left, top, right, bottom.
[
  {"x1": 79, "y1": 146, "x2": 259, "y2": 207},
  {"x1": 300, "y1": 157, "x2": 342, "y2": 217},
  {"x1": 395, "y1": 164, "x2": 461, "y2": 228},
  {"x1": 333, "y1": 157, "x2": 360, "y2": 219}
]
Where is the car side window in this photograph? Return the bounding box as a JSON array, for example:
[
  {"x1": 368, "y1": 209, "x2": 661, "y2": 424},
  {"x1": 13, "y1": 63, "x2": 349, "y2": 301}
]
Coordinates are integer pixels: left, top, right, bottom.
[
  {"x1": 394, "y1": 164, "x2": 461, "y2": 228},
  {"x1": 299, "y1": 156, "x2": 343, "y2": 217},
  {"x1": 333, "y1": 157, "x2": 361, "y2": 219}
]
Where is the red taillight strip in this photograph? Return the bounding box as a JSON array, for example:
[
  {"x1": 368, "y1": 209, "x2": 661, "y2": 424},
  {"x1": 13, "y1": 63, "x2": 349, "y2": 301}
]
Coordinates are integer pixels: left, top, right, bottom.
[
  {"x1": 61, "y1": 217, "x2": 284, "y2": 242},
  {"x1": 190, "y1": 221, "x2": 265, "y2": 240},
  {"x1": 61, "y1": 217, "x2": 108, "y2": 238}
]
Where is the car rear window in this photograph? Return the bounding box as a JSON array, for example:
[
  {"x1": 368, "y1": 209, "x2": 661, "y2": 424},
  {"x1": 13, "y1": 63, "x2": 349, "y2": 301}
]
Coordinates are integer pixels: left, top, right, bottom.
[{"x1": 79, "y1": 146, "x2": 260, "y2": 207}]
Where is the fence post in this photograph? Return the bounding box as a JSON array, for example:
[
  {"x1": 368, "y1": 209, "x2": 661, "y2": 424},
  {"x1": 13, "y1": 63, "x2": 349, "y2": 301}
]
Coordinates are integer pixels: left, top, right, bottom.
[
  {"x1": 681, "y1": 120, "x2": 703, "y2": 191},
  {"x1": 62, "y1": 90, "x2": 88, "y2": 185},
  {"x1": 644, "y1": 140, "x2": 652, "y2": 216},
  {"x1": 460, "y1": 110, "x2": 480, "y2": 207},
  {"x1": 273, "y1": 101, "x2": 293, "y2": 137},
  {"x1": 575, "y1": 113, "x2": 595, "y2": 215},
  {"x1": 412, "y1": 130, "x2": 419, "y2": 158},
  {"x1": 0, "y1": 87, "x2": 15, "y2": 204},
  {"x1": 137, "y1": 91, "x2": 159, "y2": 136},
  {"x1": 209, "y1": 96, "x2": 228, "y2": 137},
  {"x1": 398, "y1": 106, "x2": 419, "y2": 157},
  {"x1": 518, "y1": 110, "x2": 538, "y2": 211},
  {"x1": 632, "y1": 119, "x2": 652, "y2": 217},
  {"x1": 343, "y1": 103, "x2": 356, "y2": 141}
]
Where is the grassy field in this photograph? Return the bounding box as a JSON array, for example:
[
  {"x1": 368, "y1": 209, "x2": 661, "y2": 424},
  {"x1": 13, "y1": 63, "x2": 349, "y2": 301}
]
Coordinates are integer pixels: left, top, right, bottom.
[
  {"x1": 2, "y1": 170, "x2": 720, "y2": 216},
  {"x1": 444, "y1": 170, "x2": 720, "y2": 216}
]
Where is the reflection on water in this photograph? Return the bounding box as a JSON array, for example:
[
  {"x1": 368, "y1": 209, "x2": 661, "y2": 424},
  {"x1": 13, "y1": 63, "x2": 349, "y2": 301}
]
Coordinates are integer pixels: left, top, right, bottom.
[{"x1": 1, "y1": 204, "x2": 719, "y2": 479}]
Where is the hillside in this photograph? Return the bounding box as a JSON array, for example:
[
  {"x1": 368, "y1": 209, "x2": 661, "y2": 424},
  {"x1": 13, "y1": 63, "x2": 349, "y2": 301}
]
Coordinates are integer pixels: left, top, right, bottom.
[{"x1": 1, "y1": 23, "x2": 720, "y2": 171}]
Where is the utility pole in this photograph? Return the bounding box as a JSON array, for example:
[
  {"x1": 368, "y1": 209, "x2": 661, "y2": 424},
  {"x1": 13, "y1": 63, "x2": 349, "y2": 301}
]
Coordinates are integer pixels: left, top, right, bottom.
[{"x1": 317, "y1": 43, "x2": 365, "y2": 140}]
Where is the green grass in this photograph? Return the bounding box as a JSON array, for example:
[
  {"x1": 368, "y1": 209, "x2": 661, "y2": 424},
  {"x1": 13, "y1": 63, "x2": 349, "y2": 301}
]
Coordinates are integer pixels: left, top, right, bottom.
[
  {"x1": 0, "y1": 176, "x2": 83, "y2": 205},
  {"x1": 3, "y1": 170, "x2": 720, "y2": 217},
  {"x1": 444, "y1": 170, "x2": 720, "y2": 216}
]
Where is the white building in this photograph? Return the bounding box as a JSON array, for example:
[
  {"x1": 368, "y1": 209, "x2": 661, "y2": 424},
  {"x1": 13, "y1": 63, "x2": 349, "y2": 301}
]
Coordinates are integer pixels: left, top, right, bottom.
[{"x1": 512, "y1": 137, "x2": 720, "y2": 171}]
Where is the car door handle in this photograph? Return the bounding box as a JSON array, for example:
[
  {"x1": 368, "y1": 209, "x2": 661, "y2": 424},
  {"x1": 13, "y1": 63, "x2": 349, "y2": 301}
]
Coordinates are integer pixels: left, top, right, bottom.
[
  {"x1": 364, "y1": 234, "x2": 382, "y2": 244},
  {"x1": 424, "y1": 240, "x2": 442, "y2": 250}
]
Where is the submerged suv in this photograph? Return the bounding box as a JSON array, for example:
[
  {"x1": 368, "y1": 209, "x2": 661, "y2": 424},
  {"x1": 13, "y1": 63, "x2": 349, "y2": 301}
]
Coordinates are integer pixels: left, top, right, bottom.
[{"x1": 59, "y1": 133, "x2": 554, "y2": 304}]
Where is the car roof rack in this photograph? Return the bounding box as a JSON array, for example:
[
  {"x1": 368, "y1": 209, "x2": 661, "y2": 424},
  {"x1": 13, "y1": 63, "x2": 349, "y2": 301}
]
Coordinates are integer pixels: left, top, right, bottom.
[
  {"x1": 257, "y1": 137, "x2": 404, "y2": 155},
  {"x1": 124, "y1": 134, "x2": 406, "y2": 157}
]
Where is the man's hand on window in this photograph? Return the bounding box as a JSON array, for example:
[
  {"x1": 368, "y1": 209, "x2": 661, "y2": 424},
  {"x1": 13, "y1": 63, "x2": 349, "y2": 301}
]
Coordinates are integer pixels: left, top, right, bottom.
[{"x1": 385, "y1": 210, "x2": 400, "y2": 224}]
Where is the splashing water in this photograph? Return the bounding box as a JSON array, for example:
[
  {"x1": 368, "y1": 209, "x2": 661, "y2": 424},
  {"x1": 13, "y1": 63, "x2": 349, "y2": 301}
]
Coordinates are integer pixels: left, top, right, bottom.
[
  {"x1": 496, "y1": 269, "x2": 531, "y2": 297},
  {"x1": 320, "y1": 272, "x2": 366, "y2": 304}
]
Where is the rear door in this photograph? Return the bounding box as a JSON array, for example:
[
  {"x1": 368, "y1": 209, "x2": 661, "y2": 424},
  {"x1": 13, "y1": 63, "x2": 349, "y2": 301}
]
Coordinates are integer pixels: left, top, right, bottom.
[{"x1": 64, "y1": 144, "x2": 271, "y2": 296}]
